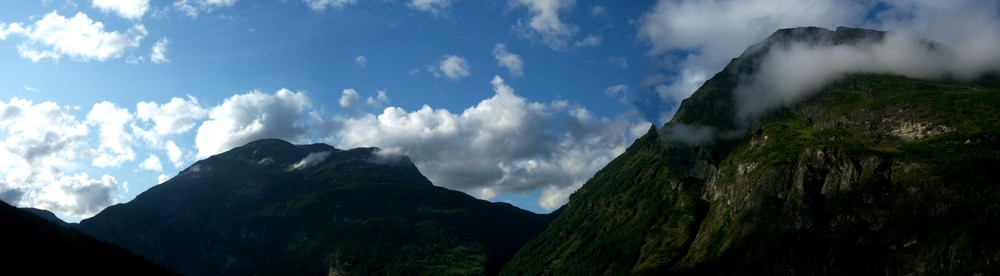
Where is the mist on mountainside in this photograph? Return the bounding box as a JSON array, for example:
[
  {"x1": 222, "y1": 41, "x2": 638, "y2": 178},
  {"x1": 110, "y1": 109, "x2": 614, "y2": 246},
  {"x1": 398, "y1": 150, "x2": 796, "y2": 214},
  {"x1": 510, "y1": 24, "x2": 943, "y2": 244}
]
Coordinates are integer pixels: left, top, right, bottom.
[{"x1": 666, "y1": 23, "x2": 1000, "y2": 145}]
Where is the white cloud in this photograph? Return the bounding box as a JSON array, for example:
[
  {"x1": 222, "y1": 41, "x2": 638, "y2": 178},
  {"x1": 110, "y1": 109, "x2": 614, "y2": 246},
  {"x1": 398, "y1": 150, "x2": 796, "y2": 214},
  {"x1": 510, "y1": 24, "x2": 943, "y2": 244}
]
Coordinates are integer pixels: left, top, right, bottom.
[
  {"x1": 30, "y1": 173, "x2": 119, "y2": 218},
  {"x1": 157, "y1": 174, "x2": 169, "y2": 184},
  {"x1": 303, "y1": 0, "x2": 357, "y2": 12},
  {"x1": 165, "y1": 140, "x2": 184, "y2": 168},
  {"x1": 329, "y1": 76, "x2": 641, "y2": 210},
  {"x1": 366, "y1": 90, "x2": 390, "y2": 108},
  {"x1": 0, "y1": 97, "x2": 121, "y2": 221},
  {"x1": 92, "y1": 0, "x2": 150, "y2": 20},
  {"x1": 287, "y1": 151, "x2": 332, "y2": 171},
  {"x1": 492, "y1": 43, "x2": 524, "y2": 77},
  {"x1": 0, "y1": 11, "x2": 147, "y2": 62},
  {"x1": 735, "y1": 27, "x2": 1000, "y2": 124},
  {"x1": 604, "y1": 84, "x2": 628, "y2": 104},
  {"x1": 339, "y1": 88, "x2": 359, "y2": 108},
  {"x1": 133, "y1": 96, "x2": 208, "y2": 144},
  {"x1": 338, "y1": 88, "x2": 361, "y2": 114},
  {"x1": 172, "y1": 0, "x2": 237, "y2": 18},
  {"x1": 511, "y1": 0, "x2": 578, "y2": 50},
  {"x1": 354, "y1": 55, "x2": 367, "y2": 67},
  {"x1": 86, "y1": 102, "x2": 135, "y2": 168},
  {"x1": 573, "y1": 34, "x2": 601, "y2": 48},
  {"x1": 195, "y1": 89, "x2": 312, "y2": 158},
  {"x1": 434, "y1": 55, "x2": 471, "y2": 80},
  {"x1": 409, "y1": 0, "x2": 455, "y2": 16},
  {"x1": 150, "y1": 37, "x2": 169, "y2": 64},
  {"x1": 140, "y1": 154, "x2": 163, "y2": 172}
]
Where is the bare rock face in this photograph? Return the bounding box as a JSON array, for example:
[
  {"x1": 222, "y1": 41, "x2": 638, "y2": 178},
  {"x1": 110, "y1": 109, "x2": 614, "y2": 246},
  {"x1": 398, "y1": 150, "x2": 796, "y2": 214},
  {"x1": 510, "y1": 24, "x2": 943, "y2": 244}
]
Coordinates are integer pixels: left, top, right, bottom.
[{"x1": 890, "y1": 121, "x2": 954, "y2": 141}]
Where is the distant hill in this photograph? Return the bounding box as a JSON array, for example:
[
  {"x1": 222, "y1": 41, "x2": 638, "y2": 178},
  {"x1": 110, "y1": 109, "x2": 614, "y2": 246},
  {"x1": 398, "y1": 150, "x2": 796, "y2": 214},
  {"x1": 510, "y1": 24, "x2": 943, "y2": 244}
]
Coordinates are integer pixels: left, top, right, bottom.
[
  {"x1": 0, "y1": 201, "x2": 173, "y2": 274},
  {"x1": 77, "y1": 139, "x2": 552, "y2": 275},
  {"x1": 503, "y1": 26, "x2": 1000, "y2": 275}
]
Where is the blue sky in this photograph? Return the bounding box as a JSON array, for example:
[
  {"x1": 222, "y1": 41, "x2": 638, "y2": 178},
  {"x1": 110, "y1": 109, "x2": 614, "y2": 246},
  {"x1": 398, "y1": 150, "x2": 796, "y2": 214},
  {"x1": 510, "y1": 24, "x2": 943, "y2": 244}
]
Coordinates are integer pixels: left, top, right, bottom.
[{"x1": 1, "y1": 0, "x2": 997, "y2": 222}]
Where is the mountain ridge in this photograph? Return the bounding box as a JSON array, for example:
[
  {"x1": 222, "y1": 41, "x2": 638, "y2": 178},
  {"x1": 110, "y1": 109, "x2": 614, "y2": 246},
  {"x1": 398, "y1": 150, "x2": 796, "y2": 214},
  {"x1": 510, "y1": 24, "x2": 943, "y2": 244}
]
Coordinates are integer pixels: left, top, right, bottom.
[{"x1": 78, "y1": 139, "x2": 552, "y2": 275}]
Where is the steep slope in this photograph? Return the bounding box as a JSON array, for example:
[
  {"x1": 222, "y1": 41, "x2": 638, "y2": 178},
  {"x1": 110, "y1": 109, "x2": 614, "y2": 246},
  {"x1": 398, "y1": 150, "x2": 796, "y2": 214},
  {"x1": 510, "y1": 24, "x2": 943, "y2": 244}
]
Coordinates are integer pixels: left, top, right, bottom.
[
  {"x1": 77, "y1": 139, "x2": 551, "y2": 275},
  {"x1": 503, "y1": 27, "x2": 1000, "y2": 275},
  {"x1": 0, "y1": 201, "x2": 173, "y2": 274}
]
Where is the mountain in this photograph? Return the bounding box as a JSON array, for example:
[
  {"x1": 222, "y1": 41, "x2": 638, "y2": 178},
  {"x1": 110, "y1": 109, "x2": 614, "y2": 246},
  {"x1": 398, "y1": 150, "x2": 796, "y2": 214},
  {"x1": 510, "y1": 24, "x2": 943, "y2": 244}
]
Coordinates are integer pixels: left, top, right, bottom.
[
  {"x1": 0, "y1": 201, "x2": 173, "y2": 274},
  {"x1": 77, "y1": 139, "x2": 552, "y2": 275},
  {"x1": 503, "y1": 27, "x2": 1000, "y2": 275},
  {"x1": 21, "y1": 206, "x2": 69, "y2": 227}
]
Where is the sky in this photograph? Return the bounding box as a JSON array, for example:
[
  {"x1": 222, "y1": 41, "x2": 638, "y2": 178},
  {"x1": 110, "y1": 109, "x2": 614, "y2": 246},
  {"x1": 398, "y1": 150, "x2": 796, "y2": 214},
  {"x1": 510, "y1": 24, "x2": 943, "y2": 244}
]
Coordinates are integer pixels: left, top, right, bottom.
[{"x1": 0, "y1": 0, "x2": 997, "y2": 222}]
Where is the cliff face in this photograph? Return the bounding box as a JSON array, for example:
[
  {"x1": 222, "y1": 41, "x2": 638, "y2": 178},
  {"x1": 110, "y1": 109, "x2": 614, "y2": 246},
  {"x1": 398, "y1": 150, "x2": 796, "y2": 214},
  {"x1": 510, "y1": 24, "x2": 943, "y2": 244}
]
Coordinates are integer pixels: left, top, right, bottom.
[{"x1": 503, "y1": 27, "x2": 1000, "y2": 275}]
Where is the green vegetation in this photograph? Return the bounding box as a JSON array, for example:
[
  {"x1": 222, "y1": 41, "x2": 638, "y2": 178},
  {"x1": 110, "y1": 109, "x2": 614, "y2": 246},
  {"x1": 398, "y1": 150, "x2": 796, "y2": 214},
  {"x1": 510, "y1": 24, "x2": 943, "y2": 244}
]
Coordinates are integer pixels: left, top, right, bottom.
[{"x1": 504, "y1": 58, "x2": 1000, "y2": 274}]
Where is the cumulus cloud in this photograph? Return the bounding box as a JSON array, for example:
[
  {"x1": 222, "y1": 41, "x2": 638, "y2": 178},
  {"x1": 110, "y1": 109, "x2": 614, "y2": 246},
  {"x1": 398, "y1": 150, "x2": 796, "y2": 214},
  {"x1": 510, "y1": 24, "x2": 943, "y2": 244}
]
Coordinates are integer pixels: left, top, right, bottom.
[
  {"x1": 165, "y1": 140, "x2": 184, "y2": 168},
  {"x1": 133, "y1": 96, "x2": 208, "y2": 144},
  {"x1": 354, "y1": 55, "x2": 367, "y2": 67},
  {"x1": 0, "y1": 97, "x2": 127, "y2": 220},
  {"x1": 157, "y1": 174, "x2": 170, "y2": 184},
  {"x1": 86, "y1": 102, "x2": 136, "y2": 168},
  {"x1": 150, "y1": 37, "x2": 169, "y2": 64},
  {"x1": 140, "y1": 154, "x2": 163, "y2": 172},
  {"x1": 329, "y1": 76, "x2": 641, "y2": 210},
  {"x1": 287, "y1": 151, "x2": 332, "y2": 171},
  {"x1": 92, "y1": 0, "x2": 150, "y2": 20},
  {"x1": 366, "y1": 90, "x2": 390, "y2": 108},
  {"x1": 195, "y1": 89, "x2": 312, "y2": 158},
  {"x1": 30, "y1": 173, "x2": 119, "y2": 217},
  {"x1": 409, "y1": 0, "x2": 455, "y2": 16},
  {"x1": 492, "y1": 43, "x2": 524, "y2": 77},
  {"x1": 0, "y1": 11, "x2": 147, "y2": 62},
  {"x1": 511, "y1": 0, "x2": 578, "y2": 50},
  {"x1": 303, "y1": 0, "x2": 357, "y2": 12},
  {"x1": 434, "y1": 55, "x2": 471, "y2": 80},
  {"x1": 339, "y1": 89, "x2": 360, "y2": 109}
]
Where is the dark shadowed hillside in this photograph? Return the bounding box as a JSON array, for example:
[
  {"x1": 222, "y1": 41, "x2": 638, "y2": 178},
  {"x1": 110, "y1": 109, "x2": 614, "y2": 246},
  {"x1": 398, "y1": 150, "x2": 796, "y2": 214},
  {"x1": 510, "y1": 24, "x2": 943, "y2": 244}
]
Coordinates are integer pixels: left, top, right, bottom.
[
  {"x1": 77, "y1": 139, "x2": 552, "y2": 275},
  {"x1": 503, "y1": 27, "x2": 1000, "y2": 275},
  {"x1": 0, "y1": 201, "x2": 173, "y2": 274}
]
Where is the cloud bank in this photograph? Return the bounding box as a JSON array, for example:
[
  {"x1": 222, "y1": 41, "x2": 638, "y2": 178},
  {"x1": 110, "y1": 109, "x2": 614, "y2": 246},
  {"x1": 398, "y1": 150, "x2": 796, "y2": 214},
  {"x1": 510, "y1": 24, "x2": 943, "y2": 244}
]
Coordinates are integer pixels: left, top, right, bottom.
[
  {"x1": 328, "y1": 76, "x2": 642, "y2": 209},
  {"x1": 195, "y1": 89, "x2": 312, "y2": 158}
]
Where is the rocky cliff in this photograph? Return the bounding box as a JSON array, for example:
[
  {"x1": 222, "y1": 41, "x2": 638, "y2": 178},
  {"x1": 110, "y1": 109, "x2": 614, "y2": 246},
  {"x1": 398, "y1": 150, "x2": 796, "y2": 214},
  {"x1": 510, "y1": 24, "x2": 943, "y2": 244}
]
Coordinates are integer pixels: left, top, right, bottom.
[{"x1": 503, "y1": 27, "x2": 1000, "y2": 275}]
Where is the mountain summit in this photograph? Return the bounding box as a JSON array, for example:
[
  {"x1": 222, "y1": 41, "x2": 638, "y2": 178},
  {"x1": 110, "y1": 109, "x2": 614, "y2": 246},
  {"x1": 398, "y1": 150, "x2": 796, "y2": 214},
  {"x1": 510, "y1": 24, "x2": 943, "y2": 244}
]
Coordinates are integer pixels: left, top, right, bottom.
[
  {"x1": 503, "y1": 26, "x2": 1000, "y2": 275},
  {"x1": 77, "y1": 139, "x2": 552, "y2": 275}
]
